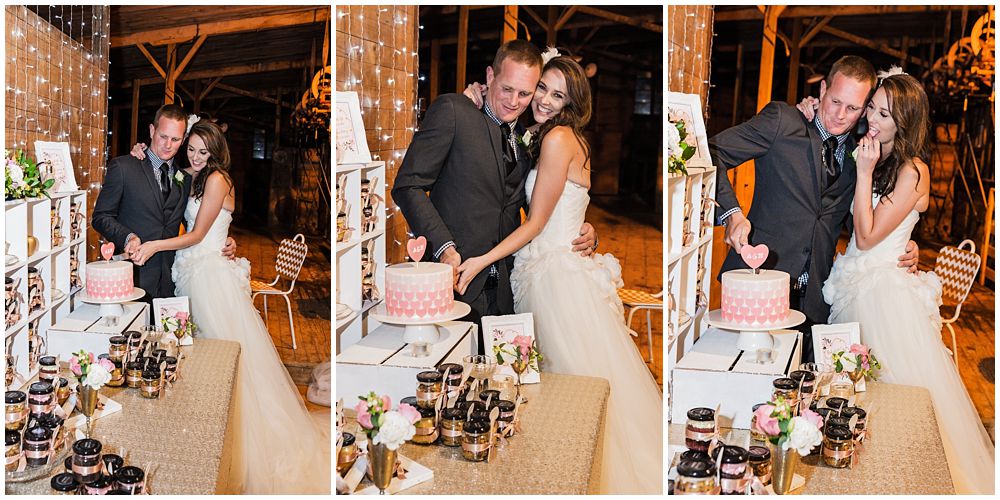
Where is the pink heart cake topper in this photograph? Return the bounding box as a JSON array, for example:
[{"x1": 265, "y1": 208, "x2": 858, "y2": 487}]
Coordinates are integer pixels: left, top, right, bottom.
[
  {"x1": 100, "y1": 242, "x2": 115, "y2": 262},
  {"x1": 407, "y1": 236, "x2": 427, "y2": 262},
  {"x1": 740, "y1": 243, "x2": 769, "y2": 271}
]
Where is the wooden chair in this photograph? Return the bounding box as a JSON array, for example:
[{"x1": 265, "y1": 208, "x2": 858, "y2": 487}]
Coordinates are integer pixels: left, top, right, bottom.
[
  {"x1": 618, "y1": 288, "x2": 662, "y2": 364},
  {"x1": 933, "y1": 239, "x2": 981, "y2": 370},
  {"x1": 251, "y1": 234, "x2": 308, "y2": 349}
]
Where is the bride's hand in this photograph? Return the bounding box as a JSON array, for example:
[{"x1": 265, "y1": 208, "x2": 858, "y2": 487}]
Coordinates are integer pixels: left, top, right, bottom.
[
  {"x1": 462, "y1": 82, "x2": 487, "y2": 109},
  {"x1": 131, "y1": 241, "x2": 161, "y2": 266},
  {"x1": 455, "y1": 256, "x2": 490, "y2": 295},
  {"x1": 855, "y1": 135, "x2": 880, "y2": 176},
  {"x1": 130, "y1": 142, "x2": 148, "y2": 160},
  {"x1": 796, "y1": 96, "x2": 819, "y2": 120}
]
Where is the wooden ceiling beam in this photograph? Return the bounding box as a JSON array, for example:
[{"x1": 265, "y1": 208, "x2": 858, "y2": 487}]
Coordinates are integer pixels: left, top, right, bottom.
[
  {"x1": 199, "y1": 77, "x2": 224, "y2": 100},
  {"x1": 576, "y1": 6, "x2": 662, "y2": 34},
  {"x1": 135, "y1": 43, "x2": 167, "y2": 79},
  {"x1": 111, "y1": 9, "x2": 329, "y2": 47},
  {"x1": 716, "y1": 5, "x2": 971, "y2": 22},
  {"x1": 820, "y1": 25, "x2": 929, "y2": 68},
  {"x1": 554, "y1": 6, "x2": 579, "y2": 31},
  {"x1": 214, "y1": 82, "x2": 295, "y2": 110},
  {"x1": 799, "y1": 16, "x2": 833, "y2": 48},
  {"x1": 521, "y1": 6, "x2": 547, "y2": 31},
  {"x1": 119, "y1": 59, "x2": 313, "y2": 88},
  {"x1": 174, "y1": 34, "x2": 207, "y2": 77}
]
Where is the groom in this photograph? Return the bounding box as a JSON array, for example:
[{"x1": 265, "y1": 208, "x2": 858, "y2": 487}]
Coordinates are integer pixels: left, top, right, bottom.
[
  {"x1": 92, "y1": 104, "x2": 235, "y2": 301},
  {"x1": 393, "y1": 40, "x2": 597, "y2": 354},
  {"x1": 710, "y1": 56, "x2": 918, "y2": 362}
]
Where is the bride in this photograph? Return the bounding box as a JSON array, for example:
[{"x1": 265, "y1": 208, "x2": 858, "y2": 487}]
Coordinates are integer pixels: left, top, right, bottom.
[
  {"x1": 129, "y1": 120, "x2": 330, "y2": 494},
  {"x1": 457, "y1": 53, "x2": 662, "y2": 494},
  {"x1": 801, "y1": 69, "x2": 994, "y2": 494}
]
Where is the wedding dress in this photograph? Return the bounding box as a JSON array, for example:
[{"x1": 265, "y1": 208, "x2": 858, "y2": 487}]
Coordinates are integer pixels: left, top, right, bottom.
[
  {"x1": 510, "y1": 169, "x2": 663, "y2": 494},
  {"x1": 823, "y1": 194, "x2": 994, "y2": 494},
  {"x1": 172, "y1": 197, "x2": 331, "y2": 494}
]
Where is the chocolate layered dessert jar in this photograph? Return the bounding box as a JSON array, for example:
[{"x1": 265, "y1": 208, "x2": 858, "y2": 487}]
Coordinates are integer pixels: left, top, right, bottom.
[
  {"x1": 28, "y1": 381, "x2": 54, "y2": 418},
  {"x1": 72, "y1": 438, "x2": 103, "y2": 483},
  {"x1": 114, "y1": 465, "x2": 145, "y2": 494},
  {"x1": 685, "y1": 407, "x2": 716, "y2": 452},
  {"x1": 38, "y1": 355, "x2": 59, "y2": 383},
  {"x1": 711, "y1": 445, "x2": 750, "y2": 495},
  {"x1": 51, "y1": 472, "x2": 80, "y2": 495},
  {"x1": 23, "y1": 425, "x2": 52, "y2": 467}
]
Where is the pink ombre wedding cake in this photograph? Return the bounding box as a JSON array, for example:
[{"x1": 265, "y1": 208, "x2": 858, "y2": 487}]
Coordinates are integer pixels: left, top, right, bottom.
[
  {"x1": 385, "y1": 262, "x2": 454, "y2": 320},
  {"x1": 720, "y1": 269, "x2": 790, "y2": 328},
  {"x1": 85, "y1": 261, "x2": 134, "y2": 300}
]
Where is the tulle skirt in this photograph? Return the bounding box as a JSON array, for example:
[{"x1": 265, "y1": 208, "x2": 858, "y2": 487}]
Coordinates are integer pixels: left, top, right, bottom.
[
  {"x1": 512, "y1": 241, "x2": 663, "y2": 494},
  {"x1": 174, "y1": 250, "x2": 331, "y2": 494},
  {"x1": 824, "y1": 253, "x2": 994, "y2": 494}
]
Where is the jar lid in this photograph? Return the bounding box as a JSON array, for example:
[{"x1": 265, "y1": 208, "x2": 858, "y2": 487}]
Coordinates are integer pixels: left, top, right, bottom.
[
  {"x1": 495, "y1": 400, "x2": 515, "y2": 412},
  {"x1": 826, "y1": 415, "x2": 851, "y2": 429},
  {"x1": 39, "y1": 355, "x2": 57, "y2": 365},
  {"x1": 400, "y1": 396, "x2": 418, "y2": 407},
  {"x1": 437, "y1": 363, "x2": 462, "y2": 376},
  {"x1": 469, "y1": 410, "x2": 490, "y2": 422},
  {"x1": 677, "y1": 458, "x2": 716, "y2": 478},
  {"x1": 29, "y1": 381, "x2": 53, "y2": 394},
  {"x1": 416, "y1": 370, "x2": 442, "y2": 383},
  {"x1": 153, "y1": 349, "x2": 167, "y2": 355},
  {"x1": 772, "y1": 377, "x2": 797, "y2": 390},
  {"x1": 464, "y1": 421, "x2": 489, "y2": 434},
  {"x1": 102, "y1": 454, "x2": 124, "y2": 470},
  {"x1": 5, "y1": 277, "x2": 11, "y2": 284},
  {"x1": 65, "y1": 456, "x2": 73, "y2": 471},
  {"x1": 752, "y1": 402, "x2": 768, "y2": 412},
  {"x1": 109, "y1": 336, "x2": 127, "y2": 345},
  {"x1": 686, "y1": 407, "x2": 715, "y2": 422},
  {"x1": 341, "y1": 432, "x2": 355, "y2": 446},
  {"x1": 58, "y1": 377, "x2": 70, "y2": 387},
  {"x1": 680, "y1": 450, "x2": 710, "y2": 462},
  {"x1": 127, "y1": 362, "x2": 144, "y2": 370},
  {"x1": 441, "y1": 408, "x2": 464, "y2": 420},
  {"x1": 51, "y1": 472, "x2": 80, "y2": 492},
  {"x1": 98, "y1": 353, "x2": 111, "y2": 361},
  {"x1": 840, "y1": 406, "x2": 866, "y2": 420},
  {"x1": 711, "y1": 444, "x2": 749, "y2": 464},
  {"x1": 748, "y1": 445, "x2": 771, "y2": 461},
  {"x1": 6, "y1": 429, "x2": 20, "y2": 445},
  {"x1": 125, "y1": 331, "x2": 142, "y2": 339},
  {"x1": 37, "y1": 413, "x2": 63, "y2": 428},
  {"x1": 73, "y1": 438, "x2": 102, "y2": 455},
  {"x1": 86, "y1": 473, "x2": 114, "y2": 489},
  {"x1": 814, "y1": 407, "x2": 834, "y2": 421},
  {"x1": 5, "y1": 390, "x2": 26, "y2": 403},
  {"x1": 115, "y1": 466, "x2": 145, "y2": 484},
  {"x1": 163, "y1": 356, "x2": 178, "y2": 365},
  {"x1": 417, "y1": 406, "x2": 436, "y2": 418},
  {"x1": 25, "y1": 426, "x2": 52, "y2": 441},
  {"x1": 27, "y1": 266, "x2": 38, "y2": 272},
  {"x1": 789, "y1": 370, "x2": 816, "y2": 382},
  {"x1": 142, "y1": 369, "x2": 161, "y2": 379},
  {"x1": 478, "y1": 390, "x2": 500, "y2": 401},
  {"x1": 825, "y1": 397, "x2": 848, "y2": 409},
  {"x1": 456, "y1": 400, "x2": 486, "y2": 412},
  {"x1": 825, "y1": 424, "x2": 853, "y2": 440}
]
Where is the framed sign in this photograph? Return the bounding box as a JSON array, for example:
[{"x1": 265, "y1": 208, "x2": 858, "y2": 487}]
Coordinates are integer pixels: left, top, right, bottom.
[
  {"x1": 336, "y1": 91, "x2": 372, "y2": 164},
  {"x1": 34, "y1": 141, "x2": 78, "y2": 192},
  {"x1": 482, "y1": 313, "x2": 540, "y2": 384},
  {"x1": 153, "y1": 296, "x2": 193, "y2": 345},
  {"x1": 667, "y1": 92, "x2": 711, "y2": 166},
  {"x1": 812, "y1": 322, "x2": 864, "y2": 389}
]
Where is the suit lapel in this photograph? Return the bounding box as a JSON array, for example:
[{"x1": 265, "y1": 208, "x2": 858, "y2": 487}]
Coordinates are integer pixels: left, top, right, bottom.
[
  {"x1": 805, "y1": 124, "x2": 824, "y2": 204},
  {"x1": 484, "y1": 117, "x2": 506, "y2": 198},
  {"x1": 140, "y1": 157, "x2": 165, "y2": 211}
]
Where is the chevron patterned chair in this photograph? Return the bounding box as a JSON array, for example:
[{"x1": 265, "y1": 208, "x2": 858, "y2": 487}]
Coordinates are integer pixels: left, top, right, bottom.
[
  {"x1": 933, "y1": 239, "x2": 981, "y2": 371},
  {"x1": 617, "y1": 288, "x2": 662, "y2": 364},
  {"x1": 251, "y1": 234, "x2": 309, "y2": 349}
]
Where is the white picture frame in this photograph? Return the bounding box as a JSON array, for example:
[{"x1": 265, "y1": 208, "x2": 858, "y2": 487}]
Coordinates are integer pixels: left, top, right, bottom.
[
  {"x1": 153, "y1": 296, "x2": 194, "y2": 345},
  {"x1": 335, "y1": 91, "x2": 372, "y2": 164},
  {"x1": 812, "y1": 322, "x2": 864, "y2": 390},
  {"x1": 34, "y1": 141, "x2": 78, "y2": 192},
  {"x1": 482, "y1": 313, "x2": 540, "y2": 384},
  {"x1": 667, "y1": 92, "x2": 711, "y2": 166}
]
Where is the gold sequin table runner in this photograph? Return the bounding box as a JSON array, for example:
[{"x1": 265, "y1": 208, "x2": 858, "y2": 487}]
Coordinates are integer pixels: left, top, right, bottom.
[
  {"x1": 669, "y1": 381, "x2": 955, "y2": 494},
  {"x1": 7, "y1": 338, "x2": 242, "y2": 495},
  {"x1": 345, "y1": 372, "x2": 610, "y2": 494}
]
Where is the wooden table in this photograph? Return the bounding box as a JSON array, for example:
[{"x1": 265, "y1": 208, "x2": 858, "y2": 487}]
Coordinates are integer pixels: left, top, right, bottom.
[
  {"x1": 345, "y1": 372, "x2": 611, "y2": 494},
  {"x1": 7, "y1": 339, "x2": 241, "y2": 495},
  {"x1": 669, "y1": 381, "x2": 955, "y2": 494}
]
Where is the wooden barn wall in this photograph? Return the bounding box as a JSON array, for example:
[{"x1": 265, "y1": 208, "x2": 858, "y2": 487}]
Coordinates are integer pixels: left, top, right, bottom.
[
  {"x1": 5, "y1": 5, "x2": 110, "y2": 261},
  {"x1": 336, "y1": 5, "x2": 418, "y2": 266},
  {"x1": 668, "y1": 5, "x2": 713, "y2": 108}
]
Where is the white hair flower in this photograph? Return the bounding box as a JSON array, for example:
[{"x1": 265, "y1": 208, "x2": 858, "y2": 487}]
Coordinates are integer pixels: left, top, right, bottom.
[
  {"x1": 186, "y1": 114, "x2": 201, "y2": 135},
  {"x1": 877, "y1": 65, "x2": 906, "y2": 83},
  {"x1": 541, "y1": 46, "x2": 561, "y2": 65}
]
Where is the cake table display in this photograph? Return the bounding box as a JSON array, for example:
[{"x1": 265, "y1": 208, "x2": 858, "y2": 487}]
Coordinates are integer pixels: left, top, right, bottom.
[
  {"x1": 77, "y1": 243, "x2": 145, "y2": 325},
  {"x1": 707, "y1": 244, "x2": 805, "y2": 357},
  {"x1": 369, "y1": 237, "x2": 470, "y2": 357}
]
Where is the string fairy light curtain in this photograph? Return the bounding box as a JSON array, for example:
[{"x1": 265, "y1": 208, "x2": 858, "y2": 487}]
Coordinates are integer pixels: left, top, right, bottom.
[
  {"x1": 5, "y1": 5, "x2": 110, "y2": 261},
  {"x1": 667, "y1": 5, "x2": 714, "y2": 108},
  {"x1": 336, "y1": 5, "x2": 419, "y2": 265}
]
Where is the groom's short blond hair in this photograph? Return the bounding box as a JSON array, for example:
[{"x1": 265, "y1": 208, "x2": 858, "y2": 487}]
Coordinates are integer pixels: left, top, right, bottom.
[
  {"x1": 153, "y1": 104, "x2": 187, "y2": 128},
  {"x1": 826, "y1": 56, "x2": 877, "y2": 88},
  {"x1": 491, "y1": 40, "x2": 543, "y2": 77}
]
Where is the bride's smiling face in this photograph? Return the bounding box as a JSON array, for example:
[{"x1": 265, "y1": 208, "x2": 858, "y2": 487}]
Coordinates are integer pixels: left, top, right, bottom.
[
  {"x1": 532, "y1": 68, "x2": 569, "y2": 124},
  {"x1": 865, "y1": 87, "x2": 897, "y2": 146},
  {"x1": 187, "y1": 134, "x2": 211, "y2": 172}
]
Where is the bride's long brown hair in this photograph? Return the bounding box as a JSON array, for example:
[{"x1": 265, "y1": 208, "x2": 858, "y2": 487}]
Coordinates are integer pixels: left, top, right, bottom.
[
  {"x1": 188, "y1": 121, "x2": 233, "y2": 200},
  {"x1": 873, "y1": 73, "x2": 929, "y2": 199},
  {"x1": 527, "y1": 56, "x2": 592, "y2": 167}
]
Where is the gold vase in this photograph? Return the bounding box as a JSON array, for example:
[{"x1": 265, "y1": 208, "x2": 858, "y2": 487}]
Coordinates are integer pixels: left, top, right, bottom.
[
  {"x1": 26, "y1": 236, "x2": 38, "y2": 256},
  {"x1": 78, "y1": 385, "x2": 99, "y2": 437},
  {"x1": 769, "y1": 442, "x2": 798, "y2": 495},
  {"x1": 367, "y1": 442, "x2": 397, "y2": 495}
]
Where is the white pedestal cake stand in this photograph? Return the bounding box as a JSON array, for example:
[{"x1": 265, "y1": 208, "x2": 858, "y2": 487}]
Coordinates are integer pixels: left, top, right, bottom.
[
  {"x1": 77, "y1": 288, "x2": 146, "y2": 326},
  {"x1": 370, "y1": 301, "x2": 471, "y2": 357},
  {"x1": 706, "y1": 309, "x2": 806, "y2": 361}
]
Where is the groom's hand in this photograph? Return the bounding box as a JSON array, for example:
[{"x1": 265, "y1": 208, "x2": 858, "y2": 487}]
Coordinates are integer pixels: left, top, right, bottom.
[
  {"x1": 898, "y1": 240, "x2": 920, "y2": 273},
  {"x1": 724, "y1": 212, "x2": 751, "y2": 251},
  {"x1": 221, "y1": 237, "x2": 237, "y2": 260},
  {"x1": 572, "y1": 222, "x2": 598, "y2": 257},
  {"x1": 440, "y1": 247, "x2": 462, "y2": 289},
  {"x1": 124, "y1": 234, "x2": 142, "y2": 258}
]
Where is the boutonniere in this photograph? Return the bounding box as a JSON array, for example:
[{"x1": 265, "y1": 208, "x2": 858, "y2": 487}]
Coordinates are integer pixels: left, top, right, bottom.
[
  {"x1": 172, "y1": 171, "x2": 185, "y2": 188},
  {"x1": 517, "y1": 130, "x2": 533, "y2": 148},
  {"x1": 851, "y1": 145, "x2": 859, "y2": 162}
]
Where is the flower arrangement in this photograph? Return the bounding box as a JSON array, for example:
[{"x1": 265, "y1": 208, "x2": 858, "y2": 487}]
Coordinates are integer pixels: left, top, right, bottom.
[
  {"x1": 69, "y1": 350, "x2": 115, "y2": 390},
  {"x1": 5, "y1": 149, "x2": 55, "y2": 200},
  {"x1": 161, "y1": 311, "x2": 197, "y2": 339},
  {"x1": 832, "y1": 343, "x2": 881, "y2": 380},
  {"x1": 355, "y1": 392, "x2": 420, "y2": 450},
  {"x1": 752, "y1": 396, "x2": 824, "y2": 456},
  {"x1": 667, "y1": 120, "x2": 696, "y2": 176},
  {"x1": 492, "y1": 331, "x2": 543, "y2": 373}
]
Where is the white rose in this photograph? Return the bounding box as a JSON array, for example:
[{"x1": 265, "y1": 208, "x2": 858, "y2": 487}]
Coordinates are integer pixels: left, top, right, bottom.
[
  {"x1": 667, "y1": 122, "x2": 681, "y2": 157},
  {"x1": 373, "y1": 411, "x2": 415, "y2": 450},
  {"x1": 7, "y1": 163, "x2": 24, "y2": 185},
  {"x1": 84, "y1": 363, "x2": 112, "y2": 390},
  {"x1": 522, "y1": 130, "x2": 532, "y2": 147},
  {"x1": 784, "y1": 416, "x2": 824, "y2": 456}
]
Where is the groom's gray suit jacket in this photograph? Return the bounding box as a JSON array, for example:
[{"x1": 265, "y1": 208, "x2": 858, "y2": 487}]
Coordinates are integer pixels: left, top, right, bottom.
[
  {"x1": 710, "y1": 101, "x2": 858, "y2": 323},
  {"x1": 392, "y1": 94, "x2": 531, "y2": 314},
  {"x1": 92, "y1": 154, "x2": 192, "y2": 299}
]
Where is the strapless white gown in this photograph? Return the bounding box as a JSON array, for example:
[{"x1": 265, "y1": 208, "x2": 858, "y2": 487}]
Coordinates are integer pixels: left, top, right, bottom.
[
  {"x1": 823, "y1": 195, "x2": 994, "y2": 494},
  {"x1": 172, "y1": 197, "x2": 331, "y2": 494},
  {"x1": 511, "y1": 169, "x2": 663, "y2": 494}
]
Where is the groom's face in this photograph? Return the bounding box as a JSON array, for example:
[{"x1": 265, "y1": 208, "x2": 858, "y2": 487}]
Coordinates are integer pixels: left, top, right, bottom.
[
  {"x1": 817, "y1": 72, "x2": 872, "y2": 136},
  {"x1": 485, "y1": 58, "x2": 541, "y2": 123},
  {"x1": 148, "y1": 117, "x2": 187, "y2": 161}
]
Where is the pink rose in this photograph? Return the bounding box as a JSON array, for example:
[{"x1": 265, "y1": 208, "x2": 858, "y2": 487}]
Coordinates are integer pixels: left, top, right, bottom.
[
  {"x1": 800, "y1": 408, "x2": 824, "y2": 429},
  {"x1": 380, "y1": 395, "x2": 391, "y2": 413},
  {"x1": 176, "y1": 311, "x2": 190, "y2": 321},
  {"x1": 752, "y1": 404, "x2": 780, "y2": 437},
  {"x1": 355, "y1": 399, "x2": 369, "y2": 416},
  {"x1": 88, "y1": 352, "x2": 96, "y2": 363},
  {"x1": 357, "y1": 410, "x2": 373, "y2": 429},
  {"x1": 397, "y1": 403, "x2": 421, "y2": 424},
  {"x1": 849, "y1": 344, "x2": 869, "y2": 356},
  {"x1": 512, "y1": 335, "x2": 533, "y2": 360},
  {"x1": 69, "y1": 357, "x2": 82, "y2": 377},
  {"x1": 98, "y1": 358, "x2": 115, "y2": 372}
]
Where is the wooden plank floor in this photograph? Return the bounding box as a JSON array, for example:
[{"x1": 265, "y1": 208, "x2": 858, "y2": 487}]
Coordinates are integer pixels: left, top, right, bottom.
[{"x1": 587, "y1": 195, "x2": 664, "y2": 388}]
